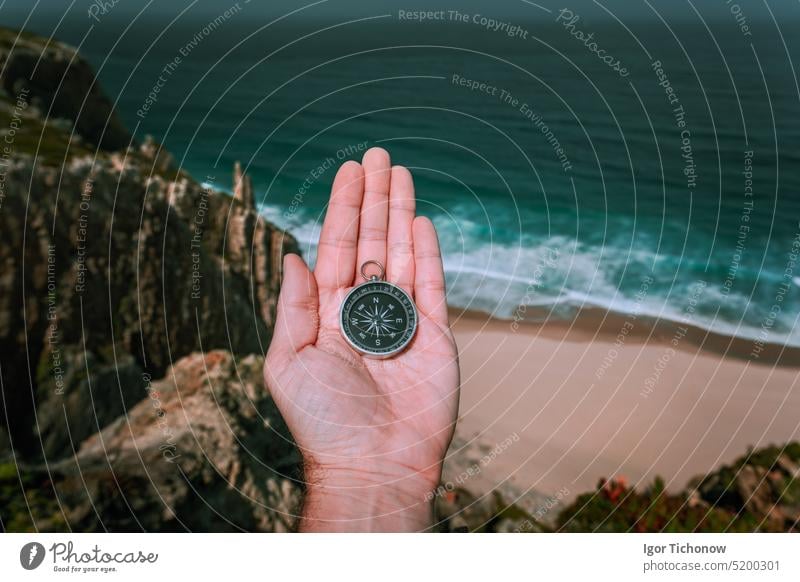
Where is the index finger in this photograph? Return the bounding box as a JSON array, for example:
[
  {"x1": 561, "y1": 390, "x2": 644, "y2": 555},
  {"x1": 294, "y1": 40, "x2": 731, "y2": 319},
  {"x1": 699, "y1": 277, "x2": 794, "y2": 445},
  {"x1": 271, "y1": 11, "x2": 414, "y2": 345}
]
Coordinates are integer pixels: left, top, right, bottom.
[{"x1": 314, "y1": 161, "x2": 365, "y2": 289}]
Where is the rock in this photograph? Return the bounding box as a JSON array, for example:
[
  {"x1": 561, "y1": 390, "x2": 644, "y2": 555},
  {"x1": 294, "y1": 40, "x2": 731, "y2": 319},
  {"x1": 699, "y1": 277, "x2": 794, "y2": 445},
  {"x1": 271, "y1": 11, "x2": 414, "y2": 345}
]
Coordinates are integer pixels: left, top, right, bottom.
[
  {"x1": 0, "y1": 155, "x2": 295, "y2": 460},
  {"x1": 434, "y1": 434, "x2": 552, "y2": 532},
  {"x1": 736, "y1": 466, "x2": 765, "y2": 509},
  {"x1": 735, "y1": 465, "x2": 785, "y2": 530},
  {"x1": 434, "y1": 488, "x2": 493, "y2": 532},
  {"x1": 0, "y1": 24, "x2": 302, "y2": 533},
  {"x1": 686, "y1": 488, "x2": 708, "y2": 509},
  {"x1": 139, "y1": 135, "x2": 177, "y2": 174},
  {"x1": 39, "y1": 351, "x2": 301, "y2": 532},
  {"x1": 233, "y1": 160, "x2": 255, "y2": 209},
  {"x1": 34, "y1": 344, "x2": 147, "y2": 459},
  {"x1": 0, "y1": 26, "x2": 131, "y2": 150},
  {"x1": 776, "y1": 454, "x2": 800, "y2": 479}
]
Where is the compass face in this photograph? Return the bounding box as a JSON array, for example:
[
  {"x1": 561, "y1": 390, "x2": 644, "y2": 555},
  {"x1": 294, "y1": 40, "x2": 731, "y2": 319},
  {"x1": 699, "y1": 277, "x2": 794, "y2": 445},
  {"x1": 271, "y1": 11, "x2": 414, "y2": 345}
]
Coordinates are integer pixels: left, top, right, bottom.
[{"x1": 339, "y1": 280, "x2": 418, "y2": 357}]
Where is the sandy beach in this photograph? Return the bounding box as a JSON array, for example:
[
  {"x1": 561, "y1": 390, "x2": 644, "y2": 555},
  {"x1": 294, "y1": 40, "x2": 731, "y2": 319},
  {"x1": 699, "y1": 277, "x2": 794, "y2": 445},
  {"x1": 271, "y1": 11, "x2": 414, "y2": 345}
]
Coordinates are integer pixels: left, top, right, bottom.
[{"x1": 447, "y1": 308, "x2": 800, "y2": 508}]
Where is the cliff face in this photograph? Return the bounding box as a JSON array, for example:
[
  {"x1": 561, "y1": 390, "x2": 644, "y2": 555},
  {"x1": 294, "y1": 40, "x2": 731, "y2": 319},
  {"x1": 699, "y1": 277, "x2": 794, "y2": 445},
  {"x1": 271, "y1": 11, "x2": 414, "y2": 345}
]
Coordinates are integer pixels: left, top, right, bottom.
[
  {"x1": 0, "y1": 27, "x2": 131, "y2": 150},
  {"x1": 28, "y1": 352, "x2": 300, "y2": 532},
  {"x1": 0, "y1": 26, "x2": 301, "y2": 531}
]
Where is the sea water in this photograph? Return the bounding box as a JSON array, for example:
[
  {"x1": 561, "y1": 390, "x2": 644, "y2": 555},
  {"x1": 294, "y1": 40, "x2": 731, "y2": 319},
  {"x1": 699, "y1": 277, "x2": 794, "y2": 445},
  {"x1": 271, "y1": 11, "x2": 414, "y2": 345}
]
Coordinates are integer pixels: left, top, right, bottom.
[{"x1": 25, "y1": 7, "x2": 800, "y2": 347}]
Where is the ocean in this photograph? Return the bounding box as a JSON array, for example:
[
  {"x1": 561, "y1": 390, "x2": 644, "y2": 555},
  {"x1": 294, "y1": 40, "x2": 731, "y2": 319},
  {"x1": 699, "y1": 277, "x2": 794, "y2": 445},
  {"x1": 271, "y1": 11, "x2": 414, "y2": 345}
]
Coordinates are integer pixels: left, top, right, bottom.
[{"x1": 20, "y1": 8, "x2": 800, "y2": 347}]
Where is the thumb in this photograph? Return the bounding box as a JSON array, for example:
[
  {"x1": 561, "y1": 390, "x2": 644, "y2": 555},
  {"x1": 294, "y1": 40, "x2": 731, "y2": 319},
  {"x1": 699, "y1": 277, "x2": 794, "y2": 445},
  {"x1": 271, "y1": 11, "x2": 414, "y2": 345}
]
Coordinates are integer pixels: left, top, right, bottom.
[{"x1": 268, "y1": 253, "x2": 319, "y2": 360}]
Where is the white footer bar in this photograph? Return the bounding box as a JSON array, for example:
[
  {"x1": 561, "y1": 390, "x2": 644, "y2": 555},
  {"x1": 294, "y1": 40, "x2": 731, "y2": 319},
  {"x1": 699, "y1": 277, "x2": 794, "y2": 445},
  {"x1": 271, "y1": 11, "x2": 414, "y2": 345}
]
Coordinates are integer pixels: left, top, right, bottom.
[{"x1": 1, "y1": 533, "x2": 797, "y2": 581}]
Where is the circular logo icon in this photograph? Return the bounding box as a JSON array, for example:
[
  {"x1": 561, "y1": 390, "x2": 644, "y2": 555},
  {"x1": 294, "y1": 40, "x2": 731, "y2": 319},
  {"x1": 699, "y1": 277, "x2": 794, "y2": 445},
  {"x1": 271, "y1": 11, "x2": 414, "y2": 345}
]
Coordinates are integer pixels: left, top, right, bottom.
[{"x1": 19, "y1": 542, "x2": 46, "y2": 570}]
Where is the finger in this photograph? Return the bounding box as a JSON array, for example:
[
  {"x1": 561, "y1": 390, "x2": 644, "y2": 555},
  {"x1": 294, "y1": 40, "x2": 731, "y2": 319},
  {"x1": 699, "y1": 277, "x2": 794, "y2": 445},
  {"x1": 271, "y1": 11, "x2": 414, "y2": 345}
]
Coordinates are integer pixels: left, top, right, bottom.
[
  {"x1": 356, "y1": 147, "x2": 391, "y2": 279},
  {"x1": 413, "y1": 216, "x2": 449, "y2": 326},
  {"x1": 267, "y1": 253, "x2": 319, "y2": 360},
  {"x1": 314, "y1": 161, "x2": 364, "y2": 289},
  {"x1": 386, "y1": 165, "x2": 416, "y2": 293}
]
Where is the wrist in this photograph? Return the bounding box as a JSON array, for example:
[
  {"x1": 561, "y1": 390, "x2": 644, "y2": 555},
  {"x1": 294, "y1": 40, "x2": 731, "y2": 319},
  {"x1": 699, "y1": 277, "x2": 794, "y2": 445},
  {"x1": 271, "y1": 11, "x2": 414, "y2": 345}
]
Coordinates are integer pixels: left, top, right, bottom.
[{"x1": 299, "y1": 459, "x2": 441, "y2": 532}]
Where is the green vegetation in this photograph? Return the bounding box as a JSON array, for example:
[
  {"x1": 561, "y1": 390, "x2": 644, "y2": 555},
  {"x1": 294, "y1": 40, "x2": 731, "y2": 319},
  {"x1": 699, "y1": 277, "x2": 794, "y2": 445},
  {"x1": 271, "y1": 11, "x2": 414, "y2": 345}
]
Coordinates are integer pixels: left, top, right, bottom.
[
  {"x1": 435, "y1": 442, "x2": 799, "y2": 532},
  {"x1": 0, "y1": 462, "x2": 68, "y2": 532},
  {"x1": 556, "y1": 443, "x2": 800, "y2": 532},
  {"x1": 557, "y1": 476, "x2": 756, "y2": 532},
  {"x1": 0, "y1": 99, "x2": 92, "y2": 165}
]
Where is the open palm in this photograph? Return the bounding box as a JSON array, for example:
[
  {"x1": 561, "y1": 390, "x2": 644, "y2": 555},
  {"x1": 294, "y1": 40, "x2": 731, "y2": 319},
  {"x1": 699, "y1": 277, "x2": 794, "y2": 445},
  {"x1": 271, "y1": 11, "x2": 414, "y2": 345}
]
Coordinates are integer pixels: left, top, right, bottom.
[{"x1": 264, "y1": 148, "x2": 460, "y2": 517}]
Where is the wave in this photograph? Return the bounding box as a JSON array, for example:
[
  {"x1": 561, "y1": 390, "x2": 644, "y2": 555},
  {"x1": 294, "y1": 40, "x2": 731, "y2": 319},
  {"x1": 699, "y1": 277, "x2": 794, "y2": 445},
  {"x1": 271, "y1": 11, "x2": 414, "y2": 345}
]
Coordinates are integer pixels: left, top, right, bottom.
[{"x1": 259, "y1": 203, "x2": 800, "y2": 348}]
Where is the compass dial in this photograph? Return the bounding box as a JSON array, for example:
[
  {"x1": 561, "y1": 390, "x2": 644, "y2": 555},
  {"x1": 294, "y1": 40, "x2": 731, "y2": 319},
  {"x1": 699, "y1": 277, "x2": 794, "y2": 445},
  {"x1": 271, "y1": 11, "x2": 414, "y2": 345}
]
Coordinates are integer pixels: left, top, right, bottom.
[{"x1": 340, "y1": 281, "x2": 418, "y2": 357}]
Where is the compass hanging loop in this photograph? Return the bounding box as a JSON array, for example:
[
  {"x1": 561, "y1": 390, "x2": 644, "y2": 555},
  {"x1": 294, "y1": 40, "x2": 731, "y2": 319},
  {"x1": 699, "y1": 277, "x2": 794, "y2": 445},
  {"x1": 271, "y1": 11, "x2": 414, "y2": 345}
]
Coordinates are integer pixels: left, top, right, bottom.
[{"x1": 360, "y1": 260, "x2": 385, "y2": 282}]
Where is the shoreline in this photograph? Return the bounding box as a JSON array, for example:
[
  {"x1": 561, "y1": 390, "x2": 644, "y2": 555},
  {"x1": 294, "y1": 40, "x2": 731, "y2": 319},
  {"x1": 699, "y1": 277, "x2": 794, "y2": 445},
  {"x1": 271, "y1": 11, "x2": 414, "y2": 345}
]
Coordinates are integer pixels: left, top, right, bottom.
[{"x1": 449, "y1": 306, "x2": 800, "y2": 369}]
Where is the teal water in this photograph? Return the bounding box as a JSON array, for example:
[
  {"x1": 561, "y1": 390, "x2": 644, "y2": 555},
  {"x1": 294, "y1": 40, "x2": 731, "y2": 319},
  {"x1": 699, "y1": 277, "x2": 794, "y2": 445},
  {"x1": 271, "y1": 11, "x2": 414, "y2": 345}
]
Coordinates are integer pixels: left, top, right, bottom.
[{"x1": 21, "y1": 10, "x2": 800, "y2": 345}]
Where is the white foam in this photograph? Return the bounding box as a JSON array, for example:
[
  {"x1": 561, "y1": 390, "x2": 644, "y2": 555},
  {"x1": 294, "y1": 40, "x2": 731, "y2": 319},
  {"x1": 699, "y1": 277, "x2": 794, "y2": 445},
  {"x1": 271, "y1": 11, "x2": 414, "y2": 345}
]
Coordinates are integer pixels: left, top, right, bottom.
[{"x1": 259, "y1": 204, "x2": 800, "y2": 348}]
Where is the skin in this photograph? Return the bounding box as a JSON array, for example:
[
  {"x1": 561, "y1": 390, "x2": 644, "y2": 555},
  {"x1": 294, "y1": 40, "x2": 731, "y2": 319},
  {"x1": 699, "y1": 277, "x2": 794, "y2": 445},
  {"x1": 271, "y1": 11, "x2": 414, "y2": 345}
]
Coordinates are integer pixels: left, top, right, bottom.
[{"x1": 263, "y1": 147, "x2": 460, "y2": 532}]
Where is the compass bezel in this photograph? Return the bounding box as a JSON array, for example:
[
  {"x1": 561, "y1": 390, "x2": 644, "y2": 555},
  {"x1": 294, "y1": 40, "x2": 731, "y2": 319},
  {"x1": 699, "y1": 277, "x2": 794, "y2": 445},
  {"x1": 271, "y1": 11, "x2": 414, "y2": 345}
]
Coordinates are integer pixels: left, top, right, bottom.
[{"x1": 339, "y1": 280, "x2": 418, "y2": 358}]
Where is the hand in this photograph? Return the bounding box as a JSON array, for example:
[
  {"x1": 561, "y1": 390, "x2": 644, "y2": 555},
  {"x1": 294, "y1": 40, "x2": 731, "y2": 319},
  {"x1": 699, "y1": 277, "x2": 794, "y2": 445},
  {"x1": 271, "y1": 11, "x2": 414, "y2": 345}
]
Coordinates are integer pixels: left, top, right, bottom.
[{"x1": 264, "y1": 148, "x2": 460, "y2": 531}]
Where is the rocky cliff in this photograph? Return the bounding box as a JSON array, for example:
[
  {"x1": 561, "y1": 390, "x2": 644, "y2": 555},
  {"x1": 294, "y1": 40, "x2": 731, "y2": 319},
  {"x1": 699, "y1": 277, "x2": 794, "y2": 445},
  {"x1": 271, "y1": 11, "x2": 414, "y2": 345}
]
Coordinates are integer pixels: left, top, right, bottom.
[{"x1": 0, "y1": 26, "x2": 302, "y2": 531}]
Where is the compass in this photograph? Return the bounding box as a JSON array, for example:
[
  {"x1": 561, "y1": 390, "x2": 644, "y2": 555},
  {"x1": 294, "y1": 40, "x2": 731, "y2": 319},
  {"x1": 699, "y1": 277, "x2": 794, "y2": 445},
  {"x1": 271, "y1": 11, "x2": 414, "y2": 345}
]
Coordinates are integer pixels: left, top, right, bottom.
[{"x1": 339, "y1": 261, "x2": 418, "y2": 358}]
